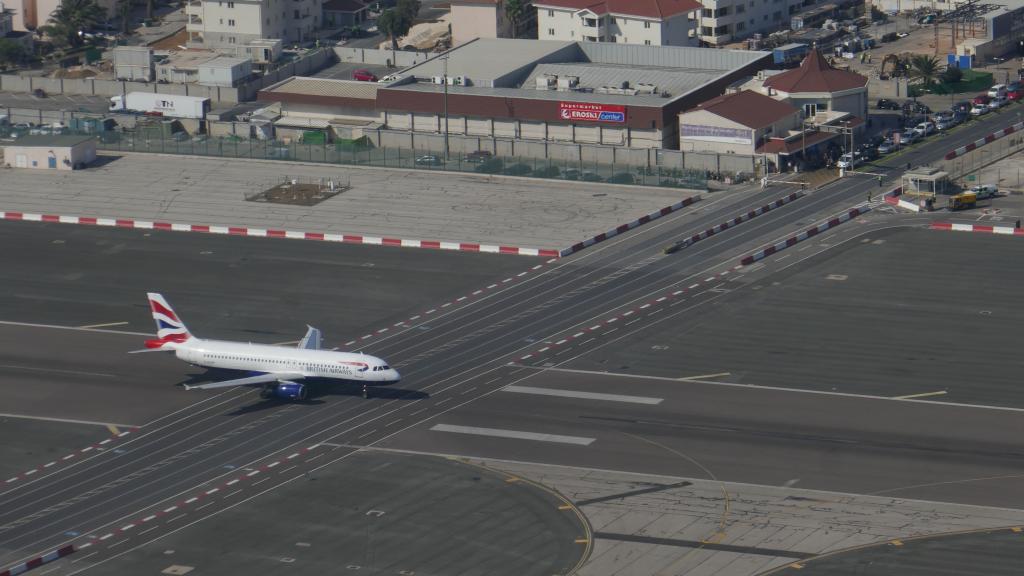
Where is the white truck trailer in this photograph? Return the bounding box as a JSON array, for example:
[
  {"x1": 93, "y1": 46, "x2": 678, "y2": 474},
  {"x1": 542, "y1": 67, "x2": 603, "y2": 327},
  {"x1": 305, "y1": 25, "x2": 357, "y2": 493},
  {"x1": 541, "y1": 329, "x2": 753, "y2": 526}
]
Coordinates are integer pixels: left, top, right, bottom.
[{"x1": 109, "y1": 93, "x2": 210, "y2": 119}]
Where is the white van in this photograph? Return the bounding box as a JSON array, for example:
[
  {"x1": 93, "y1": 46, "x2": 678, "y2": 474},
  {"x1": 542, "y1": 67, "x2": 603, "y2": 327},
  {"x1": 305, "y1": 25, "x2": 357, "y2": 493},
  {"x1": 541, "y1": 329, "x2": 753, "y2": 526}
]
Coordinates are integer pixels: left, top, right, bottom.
[
  {"x1": 969, "y1": 184, "x2": 998, "y2": 199},
  {"x1": 988, "y1": 84, "x2": 1007, "y2": 98}
]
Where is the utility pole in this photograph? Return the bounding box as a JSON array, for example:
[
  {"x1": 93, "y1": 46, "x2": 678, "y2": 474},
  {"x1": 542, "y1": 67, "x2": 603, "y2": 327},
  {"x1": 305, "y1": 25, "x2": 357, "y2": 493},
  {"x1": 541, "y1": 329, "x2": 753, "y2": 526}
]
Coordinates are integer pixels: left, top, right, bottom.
[{"x1": 442, "y1": 53, "x2": 450, "y2": 161}]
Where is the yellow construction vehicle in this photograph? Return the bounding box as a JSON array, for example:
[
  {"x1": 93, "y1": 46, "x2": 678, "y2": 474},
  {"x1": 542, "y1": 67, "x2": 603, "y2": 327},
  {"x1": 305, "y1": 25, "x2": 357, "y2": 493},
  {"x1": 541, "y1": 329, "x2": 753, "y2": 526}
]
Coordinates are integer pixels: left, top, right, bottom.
[{"x1": 948, "y1": 192, "x2": 977, "y2": 210}]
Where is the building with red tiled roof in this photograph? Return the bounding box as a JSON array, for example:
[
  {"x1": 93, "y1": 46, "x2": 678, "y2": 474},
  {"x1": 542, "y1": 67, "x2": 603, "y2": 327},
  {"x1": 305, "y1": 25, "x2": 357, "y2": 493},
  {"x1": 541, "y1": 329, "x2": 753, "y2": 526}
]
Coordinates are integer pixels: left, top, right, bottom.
[
  {"x1": 535, "y1": 0, "x2": 701, "y2": 47},
  {"x1": 763, "y1": 48, "x2": 868, "y2": 121},
  {"x1": 679, "y1": 90, "x2": 801, "y2": 156}
]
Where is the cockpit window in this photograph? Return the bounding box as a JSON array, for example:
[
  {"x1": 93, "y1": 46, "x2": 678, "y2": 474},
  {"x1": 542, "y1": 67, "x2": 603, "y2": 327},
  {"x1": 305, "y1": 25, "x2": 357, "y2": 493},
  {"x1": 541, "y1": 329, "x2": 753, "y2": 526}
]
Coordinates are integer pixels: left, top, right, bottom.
[{"x1": 381, "y1": 365, "x2": 389, "y2": 370}]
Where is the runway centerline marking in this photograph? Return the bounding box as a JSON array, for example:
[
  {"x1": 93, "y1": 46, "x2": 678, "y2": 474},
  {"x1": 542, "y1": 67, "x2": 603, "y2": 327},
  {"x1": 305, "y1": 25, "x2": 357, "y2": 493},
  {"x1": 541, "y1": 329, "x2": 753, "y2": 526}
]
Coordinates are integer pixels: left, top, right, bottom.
[
  {"x1": 678, "y1": 372, "x2": 731, "y2": 381},
  {"x1": 430, "y1": 424, "x2": 596, "y2": 446},
  {"x1": 503, "y1": 385, "x2": 662, "y2": 405}
]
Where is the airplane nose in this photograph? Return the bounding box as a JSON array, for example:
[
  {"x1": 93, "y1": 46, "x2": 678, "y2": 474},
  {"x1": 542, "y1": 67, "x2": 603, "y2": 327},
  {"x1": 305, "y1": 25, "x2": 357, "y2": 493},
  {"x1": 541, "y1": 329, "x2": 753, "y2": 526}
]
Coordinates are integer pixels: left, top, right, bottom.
[{"x1": 389, "y1": 369, "x2": 401, "y2": 382}]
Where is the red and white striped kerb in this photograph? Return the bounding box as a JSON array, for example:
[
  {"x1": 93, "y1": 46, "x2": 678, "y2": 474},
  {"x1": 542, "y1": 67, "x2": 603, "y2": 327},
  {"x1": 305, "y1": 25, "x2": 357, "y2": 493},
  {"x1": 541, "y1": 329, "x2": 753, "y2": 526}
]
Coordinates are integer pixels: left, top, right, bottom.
[
  {"x1": 930, "y1": 221, "x2": 1024, "y2": 235},
  {"x1": 944, "y1": 121, "x2": 1024, "y2": 160},
  {"x1": 683, "y1": 192, "x2": 802, "y2": 246},
  {"x1": 560, "y1": 195, "x2": 701, "y2": 257},
  {"x1": 0, "y1": 211, "x2": 559, "y2": 258},
  {"x1": 740, "y1": 206, "x2": 870, "y2": 265},
  {"x1": 0, "y1": 545, "x2": 75, "y2": 576}
]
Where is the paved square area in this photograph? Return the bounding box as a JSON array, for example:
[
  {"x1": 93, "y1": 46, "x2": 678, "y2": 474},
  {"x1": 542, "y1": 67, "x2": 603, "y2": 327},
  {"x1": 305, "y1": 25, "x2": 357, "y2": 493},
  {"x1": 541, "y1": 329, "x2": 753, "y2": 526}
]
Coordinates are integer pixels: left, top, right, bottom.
[{"x1": 0, "y1": 154, "x2": 689, "y2": 251}]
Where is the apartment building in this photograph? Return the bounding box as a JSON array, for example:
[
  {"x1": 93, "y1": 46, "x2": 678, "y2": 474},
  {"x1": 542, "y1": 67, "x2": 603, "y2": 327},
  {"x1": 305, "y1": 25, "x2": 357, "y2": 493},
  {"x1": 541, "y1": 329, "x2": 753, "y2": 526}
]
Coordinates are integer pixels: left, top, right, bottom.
[
  {"x1": 697, "y1": 0, "x2": 831, "y2": 46},
  {"x1": 534, "y1": 0, "x2": 701, "y2": 46},
  {"x1": 186, "y1": 0, "x2": 321, "y2": 49}
]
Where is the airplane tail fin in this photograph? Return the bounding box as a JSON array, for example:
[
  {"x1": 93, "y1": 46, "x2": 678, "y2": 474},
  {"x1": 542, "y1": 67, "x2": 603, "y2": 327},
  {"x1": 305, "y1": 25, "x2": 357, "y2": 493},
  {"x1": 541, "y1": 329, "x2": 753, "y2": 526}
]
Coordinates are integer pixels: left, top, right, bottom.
[{"x1": 146, "y1": 293, "x2": 192, "y2": 347}]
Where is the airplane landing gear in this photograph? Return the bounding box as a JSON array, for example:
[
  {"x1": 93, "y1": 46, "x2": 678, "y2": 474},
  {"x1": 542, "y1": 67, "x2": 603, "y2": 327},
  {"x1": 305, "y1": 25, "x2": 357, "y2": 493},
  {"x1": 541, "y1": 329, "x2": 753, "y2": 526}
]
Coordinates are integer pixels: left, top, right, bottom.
[
  {"x1": 260, "y1": 384, "x2": 274, "y2": 399},
  {"x1": 362, "y1": 384, "x2": 369, "y2": 399}
]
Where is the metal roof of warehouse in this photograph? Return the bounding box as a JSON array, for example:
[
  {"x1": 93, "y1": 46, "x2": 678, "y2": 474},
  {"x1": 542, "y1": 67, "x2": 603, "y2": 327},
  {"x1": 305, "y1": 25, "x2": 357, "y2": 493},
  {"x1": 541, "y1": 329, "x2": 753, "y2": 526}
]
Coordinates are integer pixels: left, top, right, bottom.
[
  {"x1": 264, "y1": 77, "x2": 379, "y2": 99},
  {"x1": 524, "y1": 62, "x2": 721, "y2": 100}
]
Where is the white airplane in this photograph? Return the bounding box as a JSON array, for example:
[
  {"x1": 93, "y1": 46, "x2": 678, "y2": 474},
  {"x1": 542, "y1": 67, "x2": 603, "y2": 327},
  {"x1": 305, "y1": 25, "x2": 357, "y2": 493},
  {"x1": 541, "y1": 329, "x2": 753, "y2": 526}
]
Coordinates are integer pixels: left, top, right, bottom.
[{"x1": 135, "y1": 293, "x2": 400, "y2": 400}]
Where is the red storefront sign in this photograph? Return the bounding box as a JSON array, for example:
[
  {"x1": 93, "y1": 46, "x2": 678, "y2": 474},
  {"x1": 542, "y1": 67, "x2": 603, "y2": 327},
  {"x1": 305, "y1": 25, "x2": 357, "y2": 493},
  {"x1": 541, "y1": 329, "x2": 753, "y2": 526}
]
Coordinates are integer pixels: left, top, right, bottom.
[{"x1": 559, "y1": 102, "x2": 627, "y2": 123}]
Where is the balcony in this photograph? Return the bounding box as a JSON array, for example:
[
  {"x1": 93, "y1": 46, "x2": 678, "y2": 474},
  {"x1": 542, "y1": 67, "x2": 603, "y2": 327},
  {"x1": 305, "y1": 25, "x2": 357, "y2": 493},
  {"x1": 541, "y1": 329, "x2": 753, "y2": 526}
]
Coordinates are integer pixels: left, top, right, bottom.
[{"x1": 189, "y1": 14, "x2": 203, "y2": 24}]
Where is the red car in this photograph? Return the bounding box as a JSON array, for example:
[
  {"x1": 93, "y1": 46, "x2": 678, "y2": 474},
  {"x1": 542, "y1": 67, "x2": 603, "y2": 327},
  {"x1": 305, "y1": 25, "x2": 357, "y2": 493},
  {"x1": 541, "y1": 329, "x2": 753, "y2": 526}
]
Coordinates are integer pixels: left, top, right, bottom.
[
  {"x1": 1008, "y1": 89, "x2": 1022, "y2": 101},
  {"x1": 352, "y1": 69, "x2": 378, "y2": 82},
  {"x1": 972, "y1": 93, "x2": 991, "y2": 105}
]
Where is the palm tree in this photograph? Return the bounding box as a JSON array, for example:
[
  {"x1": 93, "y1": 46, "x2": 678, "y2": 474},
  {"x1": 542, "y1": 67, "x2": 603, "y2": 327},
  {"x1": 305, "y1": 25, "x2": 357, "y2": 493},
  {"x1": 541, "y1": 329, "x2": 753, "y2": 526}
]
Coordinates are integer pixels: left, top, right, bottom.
[
  {"x1": 43, "y1": 0, "x2": 107, "y2": 47},
  {"x1": 505, "y1": 0, "x2": 526, "y2": 38},
  {"x1": 377, "y1": 7, "x2": 411, "y2": 63},
  {"x1": 117, "y1": 0, "x2": 132, "y2": 35},
  {"x1": 909, "y1": 55, "x2": 940, "y2": 88}
]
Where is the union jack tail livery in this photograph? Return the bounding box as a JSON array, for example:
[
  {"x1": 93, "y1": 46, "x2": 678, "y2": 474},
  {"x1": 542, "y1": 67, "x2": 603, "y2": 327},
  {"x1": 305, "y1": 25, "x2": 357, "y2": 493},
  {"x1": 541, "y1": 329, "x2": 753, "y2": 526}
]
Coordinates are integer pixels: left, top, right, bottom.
[{"x1": 147, "y1": 292, "x2": 192, "y2": 347}]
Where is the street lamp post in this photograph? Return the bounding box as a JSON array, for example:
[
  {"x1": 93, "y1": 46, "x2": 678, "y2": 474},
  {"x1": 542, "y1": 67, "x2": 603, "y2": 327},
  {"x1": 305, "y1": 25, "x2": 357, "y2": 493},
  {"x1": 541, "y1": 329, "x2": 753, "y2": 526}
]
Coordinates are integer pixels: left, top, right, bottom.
[{"x1": 442, "y1": 54, "x2": 450, "y2": 161}]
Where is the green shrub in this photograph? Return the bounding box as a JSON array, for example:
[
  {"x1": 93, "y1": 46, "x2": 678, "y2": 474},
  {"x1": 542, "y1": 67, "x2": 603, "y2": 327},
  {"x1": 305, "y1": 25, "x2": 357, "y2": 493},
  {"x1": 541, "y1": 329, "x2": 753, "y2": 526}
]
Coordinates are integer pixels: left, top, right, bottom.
[
  {"x1": 532, "y1": 165, "x2": 560, "y2": 178},
  {"x1": 607, "y1": 172, "x2": 635, "y2": 184},
  {"x1": 474, "y1": 158, "x2": 504, "y2": 173},
  {"x1": 504, "y1": 163, "x2": 531, "y2": 176}
]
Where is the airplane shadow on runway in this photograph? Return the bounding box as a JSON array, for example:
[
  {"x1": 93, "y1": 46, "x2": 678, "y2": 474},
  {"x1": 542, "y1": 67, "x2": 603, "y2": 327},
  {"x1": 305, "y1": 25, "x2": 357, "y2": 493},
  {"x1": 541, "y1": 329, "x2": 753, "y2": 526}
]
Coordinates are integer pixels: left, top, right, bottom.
[{"x1": 177, "y1": 370, "x2": 428, "y2": 416}]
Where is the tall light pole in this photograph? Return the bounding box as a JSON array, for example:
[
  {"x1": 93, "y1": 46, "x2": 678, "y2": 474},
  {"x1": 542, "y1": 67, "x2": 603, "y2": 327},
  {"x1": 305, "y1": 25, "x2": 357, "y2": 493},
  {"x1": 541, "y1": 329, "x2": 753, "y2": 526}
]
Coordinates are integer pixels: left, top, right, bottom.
[{"x1": 442, "y1": 53, "x2": 450, "y2": 161}]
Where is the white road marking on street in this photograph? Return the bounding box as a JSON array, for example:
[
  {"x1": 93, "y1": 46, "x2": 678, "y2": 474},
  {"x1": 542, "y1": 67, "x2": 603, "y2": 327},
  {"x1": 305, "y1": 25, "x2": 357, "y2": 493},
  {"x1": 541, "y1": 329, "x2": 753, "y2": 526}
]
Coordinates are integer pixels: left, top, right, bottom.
[
  {"x1": 0, "y1": 365, "x2": 116, "y2": 378},
  {"x1": 77, "y1": 321, "x2": 129, "y2": 329},
  {"x1": 226, "y1": 479, "x2": 239, "y2": 486},
  {"x1": 678, "y1": 372, "x2": 731, "y2": 380},
  {"x1": 782, "y1": 478, "x2": 801, "y2": 487},
  {"x1": 430, "y1": 424, "x2": 595, "y2": 446},
  {"x1": 893, "y1": 390, "x2": 947, "y2": 400},
  {"x1": 503, "y1": 385, "x2": 662, "y2": 405}
]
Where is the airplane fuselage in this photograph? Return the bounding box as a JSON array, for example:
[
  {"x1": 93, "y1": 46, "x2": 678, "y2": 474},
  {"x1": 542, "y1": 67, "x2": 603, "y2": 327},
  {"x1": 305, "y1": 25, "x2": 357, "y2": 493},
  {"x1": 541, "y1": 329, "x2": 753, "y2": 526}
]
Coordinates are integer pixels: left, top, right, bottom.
[{"x1": 174, "y1": 339, "x2": 400, "y2": 383}]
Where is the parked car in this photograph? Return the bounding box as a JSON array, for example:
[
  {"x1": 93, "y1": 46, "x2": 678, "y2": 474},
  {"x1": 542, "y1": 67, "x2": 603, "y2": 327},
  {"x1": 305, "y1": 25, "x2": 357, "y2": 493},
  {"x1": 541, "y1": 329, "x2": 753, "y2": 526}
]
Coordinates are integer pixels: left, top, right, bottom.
[
  {"x1": 415, "y1": 154, "x2": 444, "y2": 166},
  {"x1": 971, "y1": 103, "x2": 991, "y2": 116},
  {"x1": 913, "y1": 121, "x2": 936, "y2": 136},
  {"x1": 969, "y1": 184, "x2": 999, "y2": 199},
  {"x1": 1008, "y1": 89, "x2": 1023, "y2": 101},
  {"x1": 876, "y1": 98, "x2": 902, "y2": 110},
  {"x1": 464, "y1": 150, "x2": 493, "y2": 163},
  {"x1": 953, "y1": 100, "x2": 973, "y2": 115},
  {"x1": 352, "y1": 69, "x2": 378, "y2": 82},
  {"x1": 836, "y1": 153, "x2": 860, "y2": 169},
  {"x1": 31, "y1": 88, "x2": 46, "y2": 98},
  {"x1": 972, "y1": 93, "x2": 992, "y2": 106},
  {"x1": 903, "y1": 100, "x2": 931, "y2": 114},
  {"x1": 988, "y1": 95, "x2": 1007, "y2": 109},
  {"x1": 988, "y1": 84, "x2": 1008, "y2": 99},
  {"x1": 858, "y1": 145, "x2": 879, "y2": 161},
  {"x1": 900, "y1": 129, "x2": 921, "y2": 144},
  {"x1": 934, "y1": 112, "x2": 959, "y2": 130},
  {"x1": 877, "y1": 139, "x2": 895, "y2": 154}
]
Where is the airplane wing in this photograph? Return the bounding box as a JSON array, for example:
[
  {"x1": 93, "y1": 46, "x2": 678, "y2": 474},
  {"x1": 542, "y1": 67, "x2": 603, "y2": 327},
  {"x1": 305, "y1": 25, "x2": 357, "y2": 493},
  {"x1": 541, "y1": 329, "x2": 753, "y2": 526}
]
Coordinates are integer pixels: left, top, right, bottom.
[
  {"x1": 183, "y1": 372, "x2": 305, "y2": 391},
  {"x1": 298, "y1": 326, "x2": 322, "y2": 350}
]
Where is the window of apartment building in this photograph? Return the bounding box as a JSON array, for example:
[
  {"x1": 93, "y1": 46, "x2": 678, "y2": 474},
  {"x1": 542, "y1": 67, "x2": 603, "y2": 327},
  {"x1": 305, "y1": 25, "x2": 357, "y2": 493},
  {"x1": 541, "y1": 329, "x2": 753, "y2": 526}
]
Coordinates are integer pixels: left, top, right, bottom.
[
  {"x1": 736, "y1": 21, "x2": 746, "y2": 30},
  {"x1": 736, "y1": 4, "x2": 745, "y2": 13},
  {"x1": 227, "y1": 1, "x2": 233, "y2": 7},
  {"x1": 584, "y1": 35, "x2": 597, "y2": 41},
  {"x1": 803, "y1": 103, "x2": 817, "y2": 117},
  {"x1": 584, "y1": 17, "x2": 597, "y2": 27},
  {"x1": 266, "y1": 17, "x2": 270, "y2": 24},
  {"x1": 772, "y1": 11, "x2": 781, "y2": 19},
  {"x1": 714, "y1": 24, "x2": 729, "y2": 34},
  {"x1": 715, "y1": 7, "x2": 729, "y2": 16},
  {"x1": 750, "y1": 18, "x2": 754, "y2": 23},
  {"x1": 228, "y1": 18, "x2": 235, "y2": 25},
  {"x1": 294, "y1": 10, "x2": 299, "y2": 18},
  {"x1": 763, "y1": 14, "x2": 768, "y2": 19},
  {"x1": 228, "y1": 36, "x2": 236, "y2": 43},
  {"x1": 547, "y1": 9, "x2": 554, "y2": 16},
  {"x1": 644, "y1": 39, "x2": 651, "y2": 44},
  {"x1": 219, "y1": 18, "x2": 223, "y2": 24},
  {"x1": 644, "y1": 21, "x2": 651, "y2": 28},
  {"x1": 702, "y1": 8, "x2": 713, "y2": 17},
  {"x1": 548, "y1": 28, "x2": 555, "y2": 35},
  {"x1": 610, "y1": 16, "x2": 616, "y2": 23}
]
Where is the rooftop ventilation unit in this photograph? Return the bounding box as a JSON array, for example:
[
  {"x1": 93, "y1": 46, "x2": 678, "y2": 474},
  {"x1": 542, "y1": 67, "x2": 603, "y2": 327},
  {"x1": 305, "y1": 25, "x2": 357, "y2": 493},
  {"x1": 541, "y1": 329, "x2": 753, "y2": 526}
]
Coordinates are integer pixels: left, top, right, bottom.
[
  {"x1": 556, "y1": 75, "x2": 579, "y2": 91},
  {"x1": 536, "y1": 74, "x2": 557, "y2": 90},
  {"x1": 432, "y1": 75, "x2": 445, "y2": 85},
  {"x1": 596, "y1": 85, "x2": 638, "y2": 96},
  {"x1": 635, "y1": 83, "x2": 657, "y2": 94}
]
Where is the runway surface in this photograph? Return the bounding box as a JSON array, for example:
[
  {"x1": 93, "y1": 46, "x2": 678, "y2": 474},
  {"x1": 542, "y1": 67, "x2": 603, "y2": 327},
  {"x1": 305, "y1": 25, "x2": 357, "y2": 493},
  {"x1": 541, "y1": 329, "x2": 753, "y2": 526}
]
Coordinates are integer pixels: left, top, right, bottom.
[{"x1": 0, "y1": 130, "x2": 1020, "y2": 574}]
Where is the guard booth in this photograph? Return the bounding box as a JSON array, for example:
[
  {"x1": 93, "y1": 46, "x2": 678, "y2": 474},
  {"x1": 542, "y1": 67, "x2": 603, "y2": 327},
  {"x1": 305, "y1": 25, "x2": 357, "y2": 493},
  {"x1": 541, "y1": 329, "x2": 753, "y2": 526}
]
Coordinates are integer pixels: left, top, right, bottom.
[{"x1": 902, "y1": 166, "x2": 950, "y2": 210}]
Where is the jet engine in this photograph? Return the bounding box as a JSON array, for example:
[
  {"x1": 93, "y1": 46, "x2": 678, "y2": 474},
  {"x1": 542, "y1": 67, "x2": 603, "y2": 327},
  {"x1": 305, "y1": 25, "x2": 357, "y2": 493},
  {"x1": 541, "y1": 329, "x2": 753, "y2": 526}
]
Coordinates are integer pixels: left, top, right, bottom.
[{"x1": 260, "y1": 381, "x2": 308, "y2": 401}]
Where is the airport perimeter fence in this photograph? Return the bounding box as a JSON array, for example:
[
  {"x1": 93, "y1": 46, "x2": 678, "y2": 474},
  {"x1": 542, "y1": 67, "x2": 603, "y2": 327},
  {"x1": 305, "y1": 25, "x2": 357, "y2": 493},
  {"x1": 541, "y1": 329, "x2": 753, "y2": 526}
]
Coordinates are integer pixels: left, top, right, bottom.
[
  {"x1": 939, "y1": 132, "x2": 1024, "y2": 185},
  {"x1": 82, "y1": 132, "x2": 709, "y2": 190}
]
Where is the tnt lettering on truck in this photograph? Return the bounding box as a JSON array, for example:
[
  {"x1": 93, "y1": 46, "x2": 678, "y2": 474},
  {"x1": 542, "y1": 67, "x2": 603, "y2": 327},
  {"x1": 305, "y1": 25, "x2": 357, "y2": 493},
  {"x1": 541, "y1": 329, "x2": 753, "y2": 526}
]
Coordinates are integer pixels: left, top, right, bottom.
[
  {"x1": 109, "y1": 92, "x2": 211, "y2": 119},
  {"x1": 558, "y1": 102, "x2": 627, "y2": 123}
]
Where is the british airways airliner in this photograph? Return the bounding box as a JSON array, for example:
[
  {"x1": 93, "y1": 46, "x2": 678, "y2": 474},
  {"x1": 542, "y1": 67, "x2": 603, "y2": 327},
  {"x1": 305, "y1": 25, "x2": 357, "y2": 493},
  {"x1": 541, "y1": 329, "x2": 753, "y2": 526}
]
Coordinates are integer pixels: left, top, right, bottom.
[{"x1": 136, "y1": 293, "x2": 400, "y2": 400}]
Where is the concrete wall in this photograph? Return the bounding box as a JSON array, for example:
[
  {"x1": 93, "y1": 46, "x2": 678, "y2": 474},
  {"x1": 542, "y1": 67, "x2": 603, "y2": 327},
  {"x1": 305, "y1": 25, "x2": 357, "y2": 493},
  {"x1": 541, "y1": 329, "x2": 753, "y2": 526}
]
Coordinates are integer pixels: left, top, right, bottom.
[
  {"x1": 333, "y1": 47, "x2": 433, "y2": 67},
  {"x1": 0, "y1": 48, "x2": 331, "y2": 103}
]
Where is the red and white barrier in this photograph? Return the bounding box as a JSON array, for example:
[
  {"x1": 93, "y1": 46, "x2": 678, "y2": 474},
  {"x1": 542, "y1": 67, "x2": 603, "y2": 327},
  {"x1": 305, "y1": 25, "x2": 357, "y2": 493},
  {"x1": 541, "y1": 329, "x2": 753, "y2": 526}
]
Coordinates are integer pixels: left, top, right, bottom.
[
  {"x1": 0, "y1": 545, "x2": 75, "y2": 576},
  {"x1": 944, "y1": 121, "x2": 1024, "y2": 160},
  {"x1": 683, "y1": 192, "x2": 803, "y2": 246},
  {"x1": 930, "y1": 221, "x2": 1024, "y2": 235},
  {"x1": 0, "y1": 211, "x2": 559, "y2": 258},
  {"x1": 559, "y1": 195, "x2": 701, "y2": 257},
  {"x1": 884, "y1": 195, "x2": 921, "y2": 212},
  {"x1": 740, "y1": 206, "x2": 870, "y2": 265}
]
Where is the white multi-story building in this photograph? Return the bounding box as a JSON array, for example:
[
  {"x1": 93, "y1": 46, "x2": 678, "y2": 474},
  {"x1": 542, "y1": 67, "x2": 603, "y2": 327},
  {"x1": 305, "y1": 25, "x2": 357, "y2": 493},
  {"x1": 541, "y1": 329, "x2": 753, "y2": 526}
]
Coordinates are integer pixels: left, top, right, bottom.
[
  {"x1": 186, "y1": 0, "x2": 321, "y2": 49},
  {"x1": 533, "y1": 0, "x2": 701, "y2": 46},
  {"x1": 450, "y1": 0, "x2": 513, "y2": 46},
  {"x1": 696, "y1": 0, "x2": 834, "y2": 46}
]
